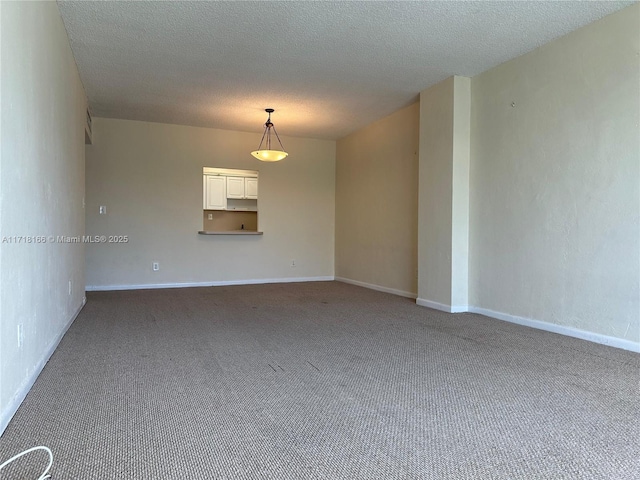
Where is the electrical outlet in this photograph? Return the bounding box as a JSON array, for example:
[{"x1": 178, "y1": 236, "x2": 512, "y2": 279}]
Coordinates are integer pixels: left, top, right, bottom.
[
  {"x1": 17, "y1": 324, "x2": 24, "y2": 348},
  {"x1": 99, "y1": 205, "x2": 107, "y2": 215},
  {"x1": 153, "y1": 262, "x2": 160, "y2": 271},
  {"x1": 291, "y1": 259, "x2": 296, "y2": 267},
  {"x1": 208, "y1": 213, "x2": 213, "y2": 220}
]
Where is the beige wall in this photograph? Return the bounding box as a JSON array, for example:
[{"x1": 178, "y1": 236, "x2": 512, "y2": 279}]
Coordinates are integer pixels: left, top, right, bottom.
[
  {"x1": 469, "y1": 4, "x2": 639, "y2": 345},
  {"x1": 451, "y1": 77, "x2": 471, "y2": 308},
  {"x1": 417, "y1": 76, "x2": 471, "y2": 311},
  {"x1": 85, "y1": 118, "x2": 335, "y2": 288},
  {"x1": 335, "y1": 103, "x2": 419, "y2": 297},
  {"x1": 203, "y1": 211, "x2": 258, "y2": 232},
  {"x1": 417, "y1": 76, "x2": 471, "y2": 312},
  {"x1": 0, "y1": 1, "x2": 87, "y2": 432},
  {"x1": 418, "y1": 78, "x2": 454, "y2": 306}
]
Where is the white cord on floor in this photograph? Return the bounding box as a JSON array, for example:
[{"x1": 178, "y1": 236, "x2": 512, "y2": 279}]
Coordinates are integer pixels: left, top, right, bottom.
[{"x1": 0, "y1": 445, "x2": 53, "y2": 480}]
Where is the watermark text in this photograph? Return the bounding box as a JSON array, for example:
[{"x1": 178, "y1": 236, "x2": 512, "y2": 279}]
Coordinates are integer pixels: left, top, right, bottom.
[{"x1": 2, "y1": 235, "x2": 129, "y2": 244}]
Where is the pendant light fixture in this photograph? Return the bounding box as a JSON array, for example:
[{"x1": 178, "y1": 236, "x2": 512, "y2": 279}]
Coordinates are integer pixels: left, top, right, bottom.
[{"x1": 251, "y1": 108, "x2": 288, "y2": 162}]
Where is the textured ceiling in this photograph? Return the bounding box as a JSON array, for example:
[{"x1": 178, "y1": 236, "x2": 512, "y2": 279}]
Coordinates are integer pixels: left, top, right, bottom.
[{"x1": 57, "y1": 1, "x2": 635, "y2": 140}]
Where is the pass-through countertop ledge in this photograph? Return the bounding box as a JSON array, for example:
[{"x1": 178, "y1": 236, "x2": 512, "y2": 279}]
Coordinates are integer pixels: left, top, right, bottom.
[{"x1": 198, "y1": 231, "x2": 263, "y2": 235}]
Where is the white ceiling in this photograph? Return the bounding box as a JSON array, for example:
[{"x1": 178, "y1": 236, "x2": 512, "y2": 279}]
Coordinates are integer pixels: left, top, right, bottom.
[{"x1": 57, "y1": 1, "x2": 635, "y2": 140}]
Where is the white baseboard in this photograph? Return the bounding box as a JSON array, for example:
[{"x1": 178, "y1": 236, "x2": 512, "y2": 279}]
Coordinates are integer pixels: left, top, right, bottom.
[
  {"x1": 468, "y1": 306, "x2": 640, "y2": 353},
  {"x1": 335, "y1": 277, "x2": 417, "y2": 299},
  {"x1": 85, "y1": 276, "x2": 335, "y2": 292},
  {"x1": 416, "y1": 298, "x2": 468, "y2": 313},
  {"x1": 0, "y1": 301, "x2": 85, "y2": 435}
]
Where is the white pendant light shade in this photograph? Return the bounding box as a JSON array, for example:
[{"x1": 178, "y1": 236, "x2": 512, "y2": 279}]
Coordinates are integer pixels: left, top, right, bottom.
[
  {"x1": 250, "y1": 149, "x2": 288, "y2": 162},
  {"x1": 251, "y1": 109, "x2": 288, "y2": 162}
]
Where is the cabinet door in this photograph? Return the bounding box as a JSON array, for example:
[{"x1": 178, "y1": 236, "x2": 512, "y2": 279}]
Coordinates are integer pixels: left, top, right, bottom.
[
  {"x1": 245, "y1": 177, "x2": 258, "y2": 199},
  {"x1": 204, "y1": 175, "x2": 226, "y2": 210},
  {"x1": 227, "y1": 176, "x2": 245, "y2": 198}
]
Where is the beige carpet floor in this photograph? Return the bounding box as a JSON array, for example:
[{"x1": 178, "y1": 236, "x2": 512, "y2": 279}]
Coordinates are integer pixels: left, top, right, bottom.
[{"x1": 1, "y1": 281, "x2": 638, "y2": 479}]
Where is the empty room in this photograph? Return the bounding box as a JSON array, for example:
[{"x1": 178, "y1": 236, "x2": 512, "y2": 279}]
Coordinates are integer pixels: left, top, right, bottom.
[{"x1": 1, "y1": 1, "x2": 638, "y2": 478}]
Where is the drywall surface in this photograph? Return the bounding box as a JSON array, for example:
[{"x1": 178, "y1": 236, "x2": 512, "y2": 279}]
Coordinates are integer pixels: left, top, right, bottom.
[
  {"x1": 417, "y1": 76, "x2": 471, "y2": 310},
  {"x1": 451, "y1": 76, "x2": 471, "y2": 308},
  {"x1": 418, "y1": 78, "x2": 454, "y2": 306},
  {"x1": 85, "y1": 118, "x2": 335, "y2": 288},
  {"x1": 470, "y1": 4, "x2": 640, "y2": 343},
  {"x1": 0, "y1": 1, "x2": 87, "y2": 433},
  {"x1": 335, "y1": 103, "x2": 419, "y2": 297}
]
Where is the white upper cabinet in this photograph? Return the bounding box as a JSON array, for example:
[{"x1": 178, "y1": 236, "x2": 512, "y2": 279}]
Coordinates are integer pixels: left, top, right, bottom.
[
  {"x1": 203, "y1": 168, "x2": 258, "y2": 211},
  {"x1": 203, "y1": 175, "x2": 227, "y2": 210},
  {"x1": 245, "y1": 177, "x2": 258, "y2": 199},
  {"x1": 226, "y1": 176, "x2": 246, "y2": 199},
  {"x1": 227, "y1": 176, "x2": 258, "y2": 199}
]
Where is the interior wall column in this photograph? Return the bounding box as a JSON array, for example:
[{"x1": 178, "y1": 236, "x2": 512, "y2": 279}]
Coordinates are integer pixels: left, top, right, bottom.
[{"x1": 417, "y1": 76, "x2": 471, "y2": 312}]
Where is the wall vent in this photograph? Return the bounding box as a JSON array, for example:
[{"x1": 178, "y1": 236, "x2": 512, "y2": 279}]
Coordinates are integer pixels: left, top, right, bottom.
[
  {"x1": 86, "y1": 108, "x2": 92, "y2": 134},
  {"x1": 85, "y1": 107, "x2": 93, "y2": 145}
]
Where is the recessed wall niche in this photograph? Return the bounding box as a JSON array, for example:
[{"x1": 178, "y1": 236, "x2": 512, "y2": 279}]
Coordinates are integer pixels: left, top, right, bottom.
[{"x1": 200, "y1": 167, "x2": 261, "y2": 235}]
